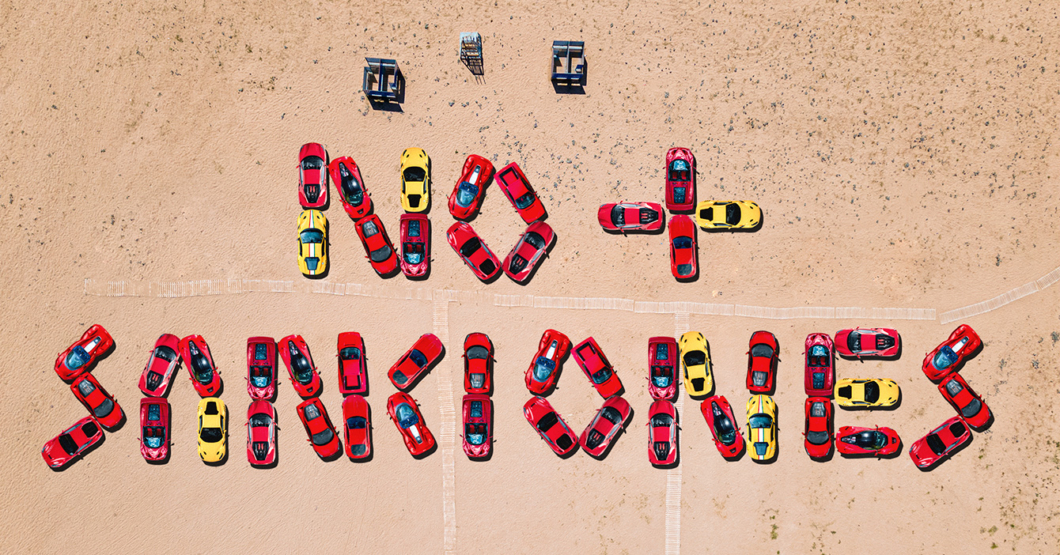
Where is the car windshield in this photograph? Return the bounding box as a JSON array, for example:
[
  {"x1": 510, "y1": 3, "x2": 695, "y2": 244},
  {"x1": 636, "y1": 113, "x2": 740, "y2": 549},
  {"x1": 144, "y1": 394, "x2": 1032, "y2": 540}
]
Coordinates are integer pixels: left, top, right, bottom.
[
  {"x1": 200, "y1": 427, "x2": 223, "y2": 443},
  {"x1": 301, "y1": 156, "x2": 323, "y2": 170},
  {"x1": 725, "y1": 203, "x2": 741, "y2": 225},
  {"x1": 599, "y1": 407, "x2": 623, "y2": 426},
  {"x1": 948, "y1": 421, "x2": 967, "y2": 437},
  {"x1": 396, "y1": 404, "x2": 419, "y2": 429},
  {"x1": 555, "y1": 434, "x2": 573, "y2": 450},
  {"x1": 847, "y1": 332, "x2": 861, "y2": 352},
  {"x1": 856, "y1": 431, "x2": 887, "y2": 449},
  {"x1": 933, "y1": 346, "x2": 957, "y2": 370},
  {"x1": 469, "y1": 401, "x2": 483, "y2": 418},
  {"x1": 154, "y1": 346, "x2": 177, "y2": 362},
  {"x1": 479, "y1": 259, "x2": 496, "y2": 275},
  {"x1": 515, "y1": 193, "x2": 535, "y2": 209},
  {"x1": 669, "y1": 159, "x2": 690, "y2": 181},
  {"x1": 254, "y1": 344, "x2": 269, "y2": 360},
  {"x1": 148, "y1": 404, "x2": 161, "y2": 421},
  {"x1": 190, "y1": 349, "x2": 213, "y2": 382},
  {"x1": 338, "y1": 164, "x2": 363, "y2": 204},
  {"x1": 65, "y1": 346, "x2": 91, "y2": 370},
  {"x1": 651, "y1": 413, "x2": 673, "y2": 428},
  {"x1": 751, "y1": 344, "x2": 774, "y2": 358},
  {"x1": 93, "y1": 399, "x2": 115, "y2": 418},
  {"x1": 340, "y1": 347, "x2": 361, "y2": 361},
  {"x1": 58, "y1": 434, "x2": 79, "y2": 455},
  {"x1": 655, "y1": 343, "x2": 670, "y2": 360},
  {"x1": 370, "y1": 245, "x2": 393, "y2": 263},
  {"x1": 610, "y1": 205, "x2": 625, "y2": 226},
  {"x1": 863, "y1": 382, "x2": 880, "y2": 403},
  {"x1": 749, "y1": 414, "x2": 773, "y2": 429},
  {"x1": 673, "y1": 186, "x2": 686, "y2": 204},
  {"x1": 926, "y1": 434, "x2": 947, "y2": 455},
  {"x1": 683, "y1": 351, "x2": 705, "y2": 367},
  {"x1": 460, "y1": 237, "x2": 482, "y2": 258},
  {"x1": 289, "y1": 346, "x2": 313, "y2": 383},
  {"x1": 347, "y1": 416, "x2": 367, "y2": 430},
  {"x1": 467, "y1": 346, "x2": 489, "y2": 360},
  {"x1": 961, "y1": 398, "x2": 983, "y2": 418},
  {"x1": 591, "y1": 367, "x2": 612, "y2": 384},
  {"x1": 300, "y1": 230, "x2": 323, "y2": 244},
  {"x1": 524, "y1": 232, "x2": 546, "y2": 250},
  {"x1": 536, "y1": 412, "x2": 558, "y2": 433},
  {"x1": 456, "y1": 182, "x2": 478, "y2": 207},
  {"x1": 409, "y1": 349, "x2": 429, "y2": 368},
  {"x1": 403, "y1": 167, "x2": 426, "y2": 182},
  {"x1": 249, "y1": 414, "x2": 272, "y2": 428},
  {"x1": 361, "y1": 220, "x2": 379, "y2": 237},
  {"x1": 311, "y1": 428, "x2": 334, "y2": 446},
  {"x1": 673, "y1": 237, "x2": 692, "y2": 249},
  {"x1": 712, "y1": 407, "x2": 736, "y2": 445},
  {"x1": 651, "y1": 366, "x2": 671, "y2": 387},
  {"x1": 533, "y1": 357, "x2": 555, "y2": 381}
]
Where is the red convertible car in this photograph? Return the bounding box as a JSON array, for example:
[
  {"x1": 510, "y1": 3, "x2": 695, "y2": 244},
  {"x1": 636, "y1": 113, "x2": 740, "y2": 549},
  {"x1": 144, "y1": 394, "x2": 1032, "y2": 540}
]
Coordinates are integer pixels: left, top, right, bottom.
[
  {"x1": 279, "y1": 335, "x2": 322, "y2": 398},
  {"x1": 804, "y1": 397, "x2": 834, "y2": 459},
  {"x1": 835, "y1": 328, "x2": 901, "y2": 359},
  {"x1": 140, "y1": 398, "x2": 170, "y2": 462},
  {"x1": 387, "y1": 391, "x2": 436, "y2": 457},
  {"x1": 298, "y1": 142, "x2": 328, "y2": 209},
  {"x1": 463, "y1": 333, "x2": 493, "y2": 395},
  {"x1": 648, "y1": 336, "x2": 679, "y2": 400},
  {"x1": 296, "y1": 397, "x2": 341, "y2": 459},
  {"x1": 573, "y1": 337, "x2": 623, "y2": 399},
  {"x1": 70, "y1": 373, "x2": 123, "y2": 430},
  {"x1": 387, "y1": 333, "x2": 445, "y2": 391},
  {"x1": 495, "y1": 162, "x2": 546, "y2": 223},
  {"x1": 665, "y1": 147, "x2": 695, "y2": 212},
  {"x1": 523, "y1": 396, "x2": 577, "y2": 456},
  {"x1": 648, "y1": 399, "x2": 678, "y2": 466},
  {"x1": 503, "y1": 221, "x2": 554, "y2": 283},
  {"x1": 247, "y1": 400, "x2": 277, "y2": 467},
  {"x1": 138, "y1": 333, "x2": 182, "y2": 397},
  {"x1": 246, "y1": 337, "x2": 277, "y2": 401},
  {"x1": 701, "y1": 395, "x2": 744, "y2": 459},
  {"x1": 329, "y1": 156, "x2": 371, "y2": 219},
  {"x1": 837, "y1": 425, "x2": 900, "y2": 457},
  {"x1": 342, "y1": 395, "x2": 372, "y2": 460},
  {"x1": 909, "y1": 416, "x2": 972, "y2": 469},
  {"x1": 923, "y1": 324, "x2": 982, "y2": 382},
  {"x1": 448, "y1": 154, "x2": 494, "y2": 220},
  {"x1": 746, "y1": 331, "x2": 779, "y2": 393},
  {"x1": 525, "y1": 329, "x2": 571, "y2": 395},
  {"x1": 55, "y1": 324, "x2": 114, "y2": 381},
  {"x1": 938, "y1": 372, "x2": 991, "y2": 430},
  {"x1": 462, "y1": 394, "x2": 493, "y2": 459},
  {"x1": 804, "y1": 333, "x2": 834, "y2": 397},
  {"x1": 579, "y1": 396, "x2": 631, "y2": 458},
  {"x1": 179, "y1": 335, "x2": 222, "y2": 397},
  {"x1": 598, "y1": 202, "x2": 664, "y2": 233},
  {"x1": 355, "y1": 214, "x2": 399, "y2": 277},
  {"x1": 399, "y1": 214, "x2": 430, "y2": 278},
  {"x1": 447, "y1": 222, "x2": 501, "y2": 281},
  {"x1": 337, "y1": 332, "x2": 368, "y2": 396},
  {"x1": 42, "y1": 416, "x2": 103, "y2": 469},
  {"x1": 668, "y1": 215, "x2": 697, "y2": 280}
]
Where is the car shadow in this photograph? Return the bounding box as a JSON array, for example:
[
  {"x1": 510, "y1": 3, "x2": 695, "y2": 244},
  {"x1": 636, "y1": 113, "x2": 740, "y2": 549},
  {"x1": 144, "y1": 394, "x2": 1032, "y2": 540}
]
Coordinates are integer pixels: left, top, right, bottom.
[
  {"x1": 972, "y1": 411, "x2": 995, "y2": 433},
  {"x1": 723, "y1": 440, "x2": 747, "y2": 462},
  {"x1": 413, "y1": 441, "x2": 438, "y2": 459},
  {"x1": 103, "y1": 409, "x2": 128, "y2": 433}
]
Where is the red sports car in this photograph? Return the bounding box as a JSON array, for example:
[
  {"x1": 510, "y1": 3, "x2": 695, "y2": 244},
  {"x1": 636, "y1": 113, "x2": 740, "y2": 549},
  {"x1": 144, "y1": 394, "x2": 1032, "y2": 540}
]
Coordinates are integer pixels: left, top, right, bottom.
[
  {"x1": 923, "y1": 324, "x2": 983, "y2": 382},
  {"x1": 573, "y1": 337, "x2": 623, "y2": 399},
  {"x1": 140, "y1": 397, "x2": 170, "y2": 462},
  {"x1": 598, "y1": 202, "x2": 664, "y2": 233},
  {"x1": 495, "y1": 162, "x2": 546, "y2": 223},
  {"x1": 665, "y1": 147, "x2": 695, "y2": 212},
  {"x1": 279, "y1": 335, "x2": 322, "y2": 398},
  {"x1": 447, "y1": 222, "x2": 501, "y2": 281},
  {"x1": 837, "y1": 425, "x2": 900, "y2": 457},
  {"x1": 329, "y1": 156, "x2": 371, "y2": 219},
  {"x1": 668, "y1": 215, "x2": 697, "y2": 280},
  {"x1": 525, "y1": 329, "x2": 571, "y2": 395},
  {"x1": 247, "y1": 400, "x2": 277, "y2": 467},
  {"x1": 138, "y1": 334, "x2": 182, "y2": 397},
  {"x1": 342, "y1": 395, "x2": 372, "y2": 460},
  {"x1": 746, "y1": 331, "x2": 779, "y2": 393},
  {"x1": 298, "y1": 142, "x2": 328, "y2": 209},
  {"x1": 355, "y1": 214, "x2": 399, "y2": 277},
  {"x1": 804, "y1": 333, "x2": 835, "y2": 397},
  {"x1": 388, "y1": 333, "x2": 445, "y2": 391},
  {"x1": 42, "y1": 416, "x2": 103, "y2": 469},
  {"x1": 337, "y1": 332, "x2": 368, "y2": 396},
  {"x1": 462, "y1": 394, "x2": 493, "y2": 459},
  {"x1": 246, "y1": 337, "x2": 277, "y2": 401},
  {"x1": 463, "y1": 333, "x2": 493, "y2": 395},
  {"x1": 399, "y1": 214, "x2": 430, "y2": 278},
  {"x1": 503, "y1": 221, "x2": 555, "y2": 283},
  {"x1": 909, "y1": 416, "x2": 972, "y2": 469},
  {"x1": 938, "y1": 372, "x2": 991, "y2": 430},
  {"x1": 648, "y1": 399, "x2": 678, "y2": 466},
  {"x1": 835, "y1": 328, "x2": 901, "y2": 359},
  {"x1": 296, "y1": 397, "x2": 341, "y2": 459},
  {"x1": 701, "y1": 395, "x2": 743, "y2": 458},
  {"x1": 387, "y1": 391, "x2": 437, "y2": 457},
  {"x1": 804, "y1": 397, "x2": 835, "y2": 459},
  {"x1": 523, "y1": 396, "x2": 577, "y2": 456},
  {"x1": 648, "y1": 336, "x2": 679, "y2": 400},
  {"x1": 55, "y1": 324, "x2": 114, "y2": 382},
  {"x1": 70, "y1": 373, "x2": 123, "y2": 430},
  {"x1": 579, "y1": 396, "x2": 632, "y2": 458},
  {"x1": 448, "y1": 154, "x2": 494, "y2": 220},
  {"x1": 179, "y1": 335, "x2": 222, "y2": 397}
]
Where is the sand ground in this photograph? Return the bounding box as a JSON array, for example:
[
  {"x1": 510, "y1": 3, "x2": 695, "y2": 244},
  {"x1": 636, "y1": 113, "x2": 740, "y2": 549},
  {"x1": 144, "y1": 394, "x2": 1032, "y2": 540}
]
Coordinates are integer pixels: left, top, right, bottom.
[{"x1": 2, "y1": 0, "x2": 1059, "y2": 553}]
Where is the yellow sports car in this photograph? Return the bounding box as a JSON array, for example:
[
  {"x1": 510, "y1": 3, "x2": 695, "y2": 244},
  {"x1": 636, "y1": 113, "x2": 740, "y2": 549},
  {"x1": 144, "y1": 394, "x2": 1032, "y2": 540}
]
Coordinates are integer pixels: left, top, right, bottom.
[
  {"x1": 746, "y1": 394, "x2": 777, "y2": 461},
  {"x1": 679, "y1": 331, "x2": 713, "y2": 397},
  {"x1": 400, "y1": 148, "x2": 430, "y2": 212},
  {"x1": 694, "y1": 200, "x2": 761, "y2": 230},
  {"x1": 197, "y1": 397, "x2": 227, "y2": 463},
  {"x1": 297, "y1": 209, "x2": 328, "y2": 277},
  {"x1": 835, "y1": 378, "x2": 900, "y2": 408}
]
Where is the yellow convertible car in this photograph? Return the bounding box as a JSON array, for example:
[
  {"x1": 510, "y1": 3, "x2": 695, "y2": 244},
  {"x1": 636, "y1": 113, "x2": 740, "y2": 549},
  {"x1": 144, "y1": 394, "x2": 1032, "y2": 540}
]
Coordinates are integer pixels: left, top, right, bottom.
[
  {"x1": 694, "y1": 200, "x2": 761, "y2": 230},
  {"x1": 197, "y1": 397, "x2": 227, "y2": 463},
  {"x1": 746, "y1": 394, "x2": 777, "y2": 461},
  {"x1": 401, "y1": 148, "x2": 430, "y2": 212},
  {"x1": 679, "y1": 331, "x2": 713, "y2": 397},
  {"x1": 835, "y1": 378, "x2": 900, "y2": 408},
  {"x1": 297, "y1": 209, "x2": 328, "y2": 277}
]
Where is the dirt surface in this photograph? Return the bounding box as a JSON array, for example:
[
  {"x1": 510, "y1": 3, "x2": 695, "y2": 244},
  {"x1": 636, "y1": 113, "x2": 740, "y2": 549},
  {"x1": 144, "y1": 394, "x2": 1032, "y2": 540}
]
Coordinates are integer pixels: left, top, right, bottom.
[{"x1": 2, "y1": 0, "x2": 1059, "y2": 552}]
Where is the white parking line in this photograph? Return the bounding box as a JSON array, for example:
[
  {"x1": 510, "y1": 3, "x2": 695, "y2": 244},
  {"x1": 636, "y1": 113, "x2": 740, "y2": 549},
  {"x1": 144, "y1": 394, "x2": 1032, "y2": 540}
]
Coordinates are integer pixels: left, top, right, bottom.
[
  {"x1": 666, "y1": 312, "x2": 690, "y2": 555},
  {"x1": 433, "y1": 293, "x2": 457, "y2": 554}
]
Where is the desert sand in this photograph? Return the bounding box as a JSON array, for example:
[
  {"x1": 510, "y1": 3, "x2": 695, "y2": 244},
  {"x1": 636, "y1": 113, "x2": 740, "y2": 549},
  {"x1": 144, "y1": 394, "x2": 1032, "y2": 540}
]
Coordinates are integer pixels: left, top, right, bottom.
[{"x1": 2, "y1": 0, "x2": 1059, "y2": 552}]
